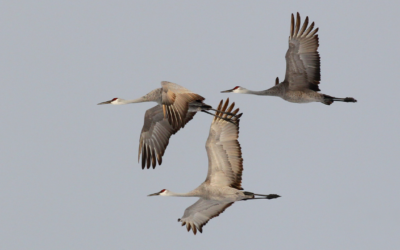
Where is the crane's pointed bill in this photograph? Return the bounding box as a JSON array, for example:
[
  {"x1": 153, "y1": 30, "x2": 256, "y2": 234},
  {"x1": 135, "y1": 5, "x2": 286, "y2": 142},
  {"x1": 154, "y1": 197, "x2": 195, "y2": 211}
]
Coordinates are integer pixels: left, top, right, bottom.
[
  {"x1": 147, "y1": 189, "x2": 165, "y2": 196},
  {"x1": 221, "y1": 89, "x2": 233, "y2": 93},
  {"x1": 97, "y1": 99, "x2": 113, "y2": 105},
  {"x1": 221, "y1": 86, "x2": 240, "y2": 93},
  {"x1": 97, "y1": 98, "x2": 118, "y2": 105}
]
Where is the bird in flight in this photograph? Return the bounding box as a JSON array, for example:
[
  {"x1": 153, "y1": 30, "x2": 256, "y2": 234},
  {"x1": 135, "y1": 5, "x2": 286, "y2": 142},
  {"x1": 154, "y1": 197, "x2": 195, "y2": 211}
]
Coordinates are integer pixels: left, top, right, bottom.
[
  {"x1": 148, "y1": 99, "x2": 280, "y2": 235},
  {"x1": 98, "y1": 81, "x2": 236, "y2": 169},
  {"x1": 221, "y1": 12, "x2": 357, "y2": 105}
]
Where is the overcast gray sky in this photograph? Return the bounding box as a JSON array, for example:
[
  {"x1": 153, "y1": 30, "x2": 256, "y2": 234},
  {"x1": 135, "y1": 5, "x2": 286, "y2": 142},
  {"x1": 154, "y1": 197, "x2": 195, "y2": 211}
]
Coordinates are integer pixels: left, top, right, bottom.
[{"x1": 1, "y1": 1, "x2": 399, "y2": 249}]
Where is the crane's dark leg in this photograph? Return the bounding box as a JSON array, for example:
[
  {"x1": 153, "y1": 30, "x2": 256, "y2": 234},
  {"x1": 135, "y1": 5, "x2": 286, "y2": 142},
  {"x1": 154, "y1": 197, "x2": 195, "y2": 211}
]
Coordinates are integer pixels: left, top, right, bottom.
[
  {"x1": 209, "y1": 108, "x2": 240, "y2": 118},
  {"x1": 201, "y1": 110, "x2": 237, "y2": 124},
  {"x1": 254, "y1": 194, "x2": 281, "y2": 199},
  {"x1": 189, "y1": 103, "x2": 239, "y2": 117},
  {"x1": 332, "y1": 97, "x2": 357, "y2": 102},
  {"x1": 241, "y1": 194, "x2": 281, "y2": 201},
  {"x1": 322, "y1": 94, "x2": 357, "y2": 105},
  {"x1": 190, "y1": 100, "x2": 240, "y2": 117}
]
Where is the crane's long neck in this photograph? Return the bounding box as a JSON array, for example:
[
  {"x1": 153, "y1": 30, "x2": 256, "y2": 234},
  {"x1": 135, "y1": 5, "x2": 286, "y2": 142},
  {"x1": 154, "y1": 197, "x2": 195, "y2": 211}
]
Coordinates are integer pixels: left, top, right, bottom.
[
  {"x1": 118, "y1": 88, "x2": 163, "y2": 105},
  {"x1": 166, "y1": 190, "x2": 200, "y2": 197},
  {"x1": 119, "y1": 96, "x2": 149, "y2": 104},
  {"x1": 241, "y1": 87, "x2": 280, "y2": 96}
]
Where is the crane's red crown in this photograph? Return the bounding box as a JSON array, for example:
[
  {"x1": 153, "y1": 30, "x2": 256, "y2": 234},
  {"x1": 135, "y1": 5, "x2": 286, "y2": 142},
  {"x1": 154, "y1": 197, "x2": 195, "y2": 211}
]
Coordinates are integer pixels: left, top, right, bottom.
[
  {"x1": 111, "y1": 98, "x2": 118, "y2": 101},
  {"x1": 233, "y1": 86, "x2": 240, "y2": 90}
]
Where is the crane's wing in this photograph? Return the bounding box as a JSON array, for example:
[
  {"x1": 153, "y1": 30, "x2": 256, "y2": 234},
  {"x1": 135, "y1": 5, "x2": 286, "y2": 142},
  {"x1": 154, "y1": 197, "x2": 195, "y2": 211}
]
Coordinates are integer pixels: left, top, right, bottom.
[
  {"x1": 161, "y1": 81, "x2": 205, "y2": 129},
  {"x1": 139, "y1": 105, "x2": 196, "y2": 169},
  {"x1": 178, "y1": 198, "x2": 234, "y2": 235},
  {"x1": 284, "y1": 13, "x2": 321, "y2": 91},
  {"x1": 205, "y1": 99, "x2": 243, "y2": 190}
]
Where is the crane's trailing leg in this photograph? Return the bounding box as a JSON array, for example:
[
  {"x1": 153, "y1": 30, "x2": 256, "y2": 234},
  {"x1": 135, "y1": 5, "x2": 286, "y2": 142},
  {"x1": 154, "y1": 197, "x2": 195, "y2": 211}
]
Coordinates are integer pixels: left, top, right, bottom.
[
  {"x1": 200, "y1": 98, "x2": 242, "y2": 124},
  {"x1": 322, "y1": 94, "x2": 357, "y2": 105},
  {"x1": 201, "y1": 110, "x2": 237, "y2": 125},
  {"x1": 242, "y1": 191, "x2": 281, "y2": 201},
  {"x1": 209, "y1": 108, "x2": 240, "y2": 117},
  {"x1": 253, "y1": 194, "x2": 281, "y2": 199},
  {"x1": 189, "y1": 101, "x2": 240, "y2": 118}
]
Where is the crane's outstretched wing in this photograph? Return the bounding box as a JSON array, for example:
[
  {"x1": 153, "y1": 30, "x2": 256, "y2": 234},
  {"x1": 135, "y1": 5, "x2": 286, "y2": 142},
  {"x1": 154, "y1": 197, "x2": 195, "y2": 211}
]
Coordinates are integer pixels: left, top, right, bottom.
[
  {"x1": 205, "y1": 99, "x2": 243, "y2": 190},
  {"x1": 139, "y1": 105, "x2": 196, "y2": 169},
  {"x1": 178, "y1": 198, "x2": 234, "y2": 235},
  {"x1": 161, "y1": 81, "x2": 205, "y2": 129},
  {"x1": 284, "y1": 12, "x2": 321, "y2": 92}
]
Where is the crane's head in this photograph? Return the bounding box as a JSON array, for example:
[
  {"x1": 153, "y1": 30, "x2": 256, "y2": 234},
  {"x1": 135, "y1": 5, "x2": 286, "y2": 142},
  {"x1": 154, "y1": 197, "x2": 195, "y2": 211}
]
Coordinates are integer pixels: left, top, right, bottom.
[
  {"x1": 148, "y1": 189, "x2": 168, "y2": 196},
  {"x1": 97, "y1": 98, "x2": 121, "y2": 105},
  {"x1": 221, "y1": 86, "x2": 245, "y2": 93}
]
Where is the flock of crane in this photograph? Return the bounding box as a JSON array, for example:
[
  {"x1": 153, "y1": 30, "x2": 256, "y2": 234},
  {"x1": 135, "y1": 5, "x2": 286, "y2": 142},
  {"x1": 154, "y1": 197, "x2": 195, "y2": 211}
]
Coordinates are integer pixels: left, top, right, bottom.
[{"x1": 98, "y1": 13, "x2": 357, "y2": 235}]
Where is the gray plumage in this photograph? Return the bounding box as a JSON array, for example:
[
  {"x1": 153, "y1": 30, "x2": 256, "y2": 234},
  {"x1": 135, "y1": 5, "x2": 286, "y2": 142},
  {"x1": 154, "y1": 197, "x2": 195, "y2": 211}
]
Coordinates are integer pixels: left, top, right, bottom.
[
  {"x1": 221, "y1": 12, "x2": 357, "y2": 105},
  {"x1": 148, "y1": 99, "x2": 280, "y2": 235}
]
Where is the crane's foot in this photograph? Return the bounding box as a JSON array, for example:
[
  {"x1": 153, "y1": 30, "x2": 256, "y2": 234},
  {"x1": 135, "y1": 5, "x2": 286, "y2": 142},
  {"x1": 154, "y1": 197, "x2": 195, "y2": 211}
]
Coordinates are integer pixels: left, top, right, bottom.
[
  {"x1": 254, "y1": 193, "x2": 281, "y2": 199},
  {"x1": 265, "y1": 194, "x2": 281, "y2": 199},
  {"x1": 343, "y1": 97, "x2": 357, "y2": 102}
]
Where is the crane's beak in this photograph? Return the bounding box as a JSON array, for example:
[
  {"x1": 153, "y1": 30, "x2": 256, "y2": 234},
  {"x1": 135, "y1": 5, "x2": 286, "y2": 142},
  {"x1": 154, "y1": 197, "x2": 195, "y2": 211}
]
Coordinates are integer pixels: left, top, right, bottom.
[
  {"x1": 97, "y1": 99, "x2": 113, "y2": 105},
  {"x1": 221, "y1": 88, "x2": 234, "y2": 93},
  {"x1": 147, "y1": 192, "x2": 160, "y2": 197}
]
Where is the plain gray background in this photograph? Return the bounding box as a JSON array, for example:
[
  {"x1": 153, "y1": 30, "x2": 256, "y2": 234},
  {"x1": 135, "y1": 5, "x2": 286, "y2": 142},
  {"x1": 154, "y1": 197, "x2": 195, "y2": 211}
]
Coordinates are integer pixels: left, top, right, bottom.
[{"x1": 1, "y1": 1, "x2": 399, "y2": 249}]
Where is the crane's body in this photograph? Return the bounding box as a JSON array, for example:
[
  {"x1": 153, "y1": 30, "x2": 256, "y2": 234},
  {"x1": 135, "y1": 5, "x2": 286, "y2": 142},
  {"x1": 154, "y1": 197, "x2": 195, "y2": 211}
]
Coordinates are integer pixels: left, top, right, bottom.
[
  {"x1": 98, "y1": 81, "x2": 235, "y2": 169},
  {"x1": 221, "y1": 13, "x2": 357, "y2": 105},
  {"x1": 148, "y1": 99, "x2": 280, "y2": 235}
]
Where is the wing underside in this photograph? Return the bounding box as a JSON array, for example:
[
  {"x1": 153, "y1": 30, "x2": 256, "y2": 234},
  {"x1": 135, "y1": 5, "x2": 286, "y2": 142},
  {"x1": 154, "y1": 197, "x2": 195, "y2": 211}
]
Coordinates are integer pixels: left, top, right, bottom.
[
  {"x1": 178, "y1": 198, "x2": 234, "y2": 235},
  {"x1": 139, "y1": 105, "x2": 196, "y2": 169},
  {"x1": 205, "y1": 99, "x2": 243, "y2": 190}
]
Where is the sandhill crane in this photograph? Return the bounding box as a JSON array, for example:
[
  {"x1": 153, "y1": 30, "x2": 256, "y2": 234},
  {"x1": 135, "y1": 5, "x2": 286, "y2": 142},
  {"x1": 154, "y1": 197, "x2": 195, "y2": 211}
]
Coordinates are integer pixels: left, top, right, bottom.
[
  {"x1": 148, "y1": 99, "x2": 280, "y2": 235},
  {"x1": 221, "y1": 13, "x2": 357, "y2": 105},
  {"x1": 98, "y1": 81, "x2": 236, "y2": 169}
]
